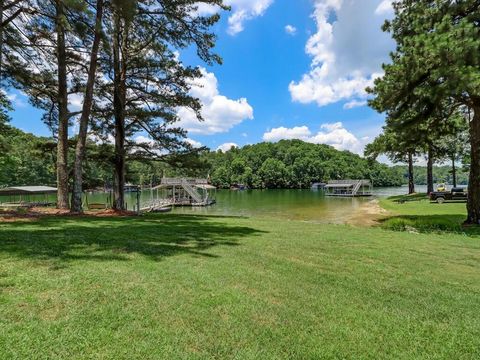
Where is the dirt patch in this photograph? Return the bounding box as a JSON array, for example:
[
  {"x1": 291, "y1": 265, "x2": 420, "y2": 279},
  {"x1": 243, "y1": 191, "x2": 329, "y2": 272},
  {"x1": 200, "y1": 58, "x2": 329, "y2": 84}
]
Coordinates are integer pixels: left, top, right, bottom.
[
  {"x1": 346, "y1": 199, "x2": 389, "y2": 227},
  {"x1": 0, "y1": 207, "x2": 138, "y2": 223}
]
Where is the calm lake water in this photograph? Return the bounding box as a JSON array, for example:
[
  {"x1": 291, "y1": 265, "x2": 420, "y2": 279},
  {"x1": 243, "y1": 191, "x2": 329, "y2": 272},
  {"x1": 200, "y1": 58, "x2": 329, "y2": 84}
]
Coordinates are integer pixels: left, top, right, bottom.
[
  {"x1": 164, "y1": 186, "x2": 428, "y2": 222},
  {"x1": 1, "y1": 186, "x2": 428, "y2": 223}
]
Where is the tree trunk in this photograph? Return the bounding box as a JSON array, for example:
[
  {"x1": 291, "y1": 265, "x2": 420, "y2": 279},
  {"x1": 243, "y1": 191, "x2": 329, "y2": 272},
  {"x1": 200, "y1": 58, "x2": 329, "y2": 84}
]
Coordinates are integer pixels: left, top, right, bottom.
[
  {"x1": 466, "y1": 103, "x2": 480, "y2": 224},
  {"x1": 112, "y1": 14, "x2": 127, "y2": 210},
  {"x1": 71, "y1": 0, "x2": 104, "y2": 213},
  {"x1": 55, "y1": 0, "x2": 69, "y2": 209},
  {"x1": 451, "y1": 156, "x2": 457, "y2": 188},
  {"x1": 427, "y1": 148, "x2": 434, "y2": 194},
  {"x1": 1, "y1": 0, "x2": 4, "y2": 83},
  {"x1": 408, "y1": 152, "x2": 415, "y2": 194}
]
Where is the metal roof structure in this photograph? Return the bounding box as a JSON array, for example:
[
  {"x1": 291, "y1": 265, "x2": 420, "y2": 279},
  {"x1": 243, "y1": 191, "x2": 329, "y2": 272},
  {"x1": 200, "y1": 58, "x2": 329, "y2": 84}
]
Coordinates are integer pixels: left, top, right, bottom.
[
  {"x1": 195, "y1": 184, "x2": 216, "y2": 190},
  {"x1": 0, "y1": 186, "x2": 57, "y2": 196},
  {"x1": 324, "y1": 183, "x2": 354, "y2": 188}
]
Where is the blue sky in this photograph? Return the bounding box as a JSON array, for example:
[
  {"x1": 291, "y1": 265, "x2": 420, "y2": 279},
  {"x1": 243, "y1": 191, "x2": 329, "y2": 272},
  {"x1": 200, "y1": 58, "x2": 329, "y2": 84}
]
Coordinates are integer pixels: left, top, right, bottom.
[{"x1": 7, "y1": 0, "x2": 395, "y2": 156}]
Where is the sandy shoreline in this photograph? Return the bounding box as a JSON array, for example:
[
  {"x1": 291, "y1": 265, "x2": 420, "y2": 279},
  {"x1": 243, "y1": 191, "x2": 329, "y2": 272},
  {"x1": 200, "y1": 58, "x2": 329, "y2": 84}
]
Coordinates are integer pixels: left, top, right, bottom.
[{"x1": 345, "y1": 199, "x2": 390, "y2": 227}]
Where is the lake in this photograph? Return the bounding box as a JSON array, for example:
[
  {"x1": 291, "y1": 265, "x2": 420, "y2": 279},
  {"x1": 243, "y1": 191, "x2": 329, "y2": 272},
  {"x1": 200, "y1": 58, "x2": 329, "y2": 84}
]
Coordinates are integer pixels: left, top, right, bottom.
[
  {"x1": 164, "y1": 186, "x2": 428, "y2": 223},
  {"x1": 114, "y1": 186, "x2": 427, "y2": 223},
  {"x1": 0, "y1": 186, "x2": 428, "y2": 223}
]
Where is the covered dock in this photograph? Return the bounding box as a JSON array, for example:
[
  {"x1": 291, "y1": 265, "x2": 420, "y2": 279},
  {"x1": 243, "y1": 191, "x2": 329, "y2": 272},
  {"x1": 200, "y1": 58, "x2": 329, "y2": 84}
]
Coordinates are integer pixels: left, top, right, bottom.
[
  {"x1": 324, "y1": 180, "x2": 373, "y2": 197},
  {"x1": 142, "y1": 178, "x2": 216, "y2": 211},
  {"x1": 0, "y1": 186, "x2": 57, "y2": 207}
]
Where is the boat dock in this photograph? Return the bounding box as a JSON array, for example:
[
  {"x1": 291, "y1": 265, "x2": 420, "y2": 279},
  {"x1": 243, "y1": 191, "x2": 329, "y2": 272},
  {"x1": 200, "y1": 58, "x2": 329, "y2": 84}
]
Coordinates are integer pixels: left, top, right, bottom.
[
  {"x1": 324, "y1": 180, "x2": 373, "y2": 197},
  {"x1": 142, "y1": 178, "x2": 216, "y2": 212}
]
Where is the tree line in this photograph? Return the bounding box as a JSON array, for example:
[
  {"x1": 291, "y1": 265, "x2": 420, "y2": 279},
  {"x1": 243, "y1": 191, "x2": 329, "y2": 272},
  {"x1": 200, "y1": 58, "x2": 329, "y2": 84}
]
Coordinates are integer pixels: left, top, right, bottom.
[
  {"x1": 205, "y1": 140, "x2": 404, "y2": 189},
  {"x1": 0, "y1": 124, "x2": 207, "y2": 189},
  {"x1": 365, "y1": 0, "x2": 478, "y2": 224},
  {"x1": 0, "y1": 0, "x2": 227, "y2": 212},
  {"x1": 4, "y1": 127, "x2": 467, "y2": 190}
]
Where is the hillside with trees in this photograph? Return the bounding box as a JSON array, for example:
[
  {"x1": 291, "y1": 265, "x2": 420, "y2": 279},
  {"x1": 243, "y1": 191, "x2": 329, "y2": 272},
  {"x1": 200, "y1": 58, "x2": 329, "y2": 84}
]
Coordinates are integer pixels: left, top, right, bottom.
[
  {"x1": 4, "y1": 127, "x2": 467, "y2": 190},
  {"x1": 205, "y1": 140, "x2": 404, "y2": 189}
]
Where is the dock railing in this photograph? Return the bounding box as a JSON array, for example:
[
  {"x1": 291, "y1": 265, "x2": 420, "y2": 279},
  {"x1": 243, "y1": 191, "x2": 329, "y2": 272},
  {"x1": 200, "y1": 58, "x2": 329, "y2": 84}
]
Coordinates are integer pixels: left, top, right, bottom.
[{"x1": 161, "y1": 178, "x2": 209, "y2": 186}]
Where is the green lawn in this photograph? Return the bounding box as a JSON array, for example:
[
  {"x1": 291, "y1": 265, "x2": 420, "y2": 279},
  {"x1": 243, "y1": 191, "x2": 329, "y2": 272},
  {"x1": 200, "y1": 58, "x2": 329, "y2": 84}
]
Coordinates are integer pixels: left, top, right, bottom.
[
  {"x1": 1, "y1": 214, "x2": 480, "y2": 359},
  {"x1": 379, "y1": 194, "x2": 480, "y2": 235}
]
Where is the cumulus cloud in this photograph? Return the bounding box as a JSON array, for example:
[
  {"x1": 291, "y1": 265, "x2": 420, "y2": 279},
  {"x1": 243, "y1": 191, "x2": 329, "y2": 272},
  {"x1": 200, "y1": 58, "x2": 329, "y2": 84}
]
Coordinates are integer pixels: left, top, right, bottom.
[
  {"x1": 6, "y1": 92, "x2": 27, "y2": 108},
  {"x1": 196, "y1": 0, "x2": 274, "y2": 35},
  {"x1": 177, "y1": 68, "x2": 254, "y2": 135},
  {"x1": 263, "y1": 122, "x2": 367, "y2": 154},
  {"x1": 289, "y1": 0, "x2": 394, "y2": 107},
  {"x1": 343, "y1": 99, "x2": 367, "y2": 109},
  {"x1": 134, "y1": 135, "x2": 155, "y2": 146},
  {"x1": 263, "y1": 126, "x2": 311, "y2": 142},
  {"x1": 69, "y1": 93, "x2": 84, "y2": 112},
  {"x1": 375, "y1": 0, "x2": 393, "y2": 15},
  {"x1": 217, "y1": 142, "x2": 239, "y2": 152},
  {"x1": 285, "y1": 25, "x2": 297, "y2": 35},
  {"x1": 185, "y1": 138, "x2": 203, "y2": 148}
]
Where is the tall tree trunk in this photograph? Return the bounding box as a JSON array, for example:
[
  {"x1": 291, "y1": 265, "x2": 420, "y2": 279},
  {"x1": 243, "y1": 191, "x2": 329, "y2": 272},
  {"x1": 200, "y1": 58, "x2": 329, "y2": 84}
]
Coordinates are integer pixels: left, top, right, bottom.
[
  {"x1": 1, "y1": 0, "x2": 4, "y2": 84},
  {"x1": 71, "y1": 0, "x2": 104, "y2": 213},
  {"x1": 451, "y1": 155, "x2": 457, "y2": 188},
  {"x1": 466, "y1": 103, "x2": 480, "y2": 224},
  {"x1": 112, "y1": 14, "x2": 127, "y2": 210},
  {"x1": 408, "y1": 151, "x2": 415, "y2": 194},
  {"x1": 55, "y1": 0, "x2": 69, "y2": 209},
  {"x1": 427, "y1": 148, "x2": 434, "y2": 194}
]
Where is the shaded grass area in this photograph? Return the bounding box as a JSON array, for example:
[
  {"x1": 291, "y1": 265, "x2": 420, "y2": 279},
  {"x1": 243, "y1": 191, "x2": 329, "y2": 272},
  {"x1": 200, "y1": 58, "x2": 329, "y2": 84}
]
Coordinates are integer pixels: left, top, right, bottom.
[
  {"x1": 1, "y1": 214, "x2": 480, "y2": 358},
  {"x1": 379, "y1": 194, "x2": 480, "y2": 236}
]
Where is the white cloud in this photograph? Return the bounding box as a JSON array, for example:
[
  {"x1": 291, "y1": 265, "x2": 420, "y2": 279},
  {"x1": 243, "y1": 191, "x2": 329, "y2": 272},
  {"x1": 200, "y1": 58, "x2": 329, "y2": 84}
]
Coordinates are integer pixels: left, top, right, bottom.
[
  {"x1": 69, "y1": 93, "x2": 83, "y2": 112},
  {"x1": 177, "y1": 68, "x2": 254, "y2": 135},
  {"x1": 6, "y1": 92, "x2": 27, "y2": 108},
  {"x1": 134, "y1": 135, "x2": 155, "y2": 145},
  {"x1": 227, "y1": 0, "x2": 274, "y2": 35},
  {"x1": 196, "y1": 0, "x2": 274, "y2": 35},
  {"x1": 263, "y1": 122, "x2": 367, "y2": 154},
  {"x1": 263, "y1": 126, "x2": 311, "y2": 142},
  {"x1": 375, "y1": 0, "x2": 393, "y2": 15},
  {"x1": 185, "y1": 138, "x2": 203, "y2": 148},
  {"x1": 217, "y1": 142, "x2": 239, "y2": 152},
  {"x1": 285, "y1": 25, "x2": 297, "y2": 35},
  {"x1": 289, "y1": 0, "x2": 394, "y2": 107},
  {"x1": 343, "y1": 99, "x2": 367, "y2": 109}
]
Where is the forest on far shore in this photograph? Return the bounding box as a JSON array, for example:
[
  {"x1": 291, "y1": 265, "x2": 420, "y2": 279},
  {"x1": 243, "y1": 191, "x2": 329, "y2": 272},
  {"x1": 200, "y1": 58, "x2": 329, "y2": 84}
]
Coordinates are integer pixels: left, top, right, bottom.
[{"x1": 0, "y1": 126, "x2": 467, "y2": 190}]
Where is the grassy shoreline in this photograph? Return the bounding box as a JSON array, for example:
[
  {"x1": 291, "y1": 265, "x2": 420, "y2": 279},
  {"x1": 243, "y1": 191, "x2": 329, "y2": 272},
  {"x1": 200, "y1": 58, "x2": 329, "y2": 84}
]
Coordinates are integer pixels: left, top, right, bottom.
[
  {"x1": 1, "y1": 212, "x2": 479, "y2": 358},
  {"x1": 377, "y1": 193, "x2": 480, "y2": 236}
]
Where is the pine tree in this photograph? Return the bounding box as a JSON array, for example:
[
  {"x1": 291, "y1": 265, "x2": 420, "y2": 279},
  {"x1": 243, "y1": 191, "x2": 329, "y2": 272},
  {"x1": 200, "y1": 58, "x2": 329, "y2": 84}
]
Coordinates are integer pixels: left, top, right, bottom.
[
  {"x1": 369, "y1": 0, "x2": 480, "y2": 223},
  {"x1": 93, "y1": 0, "x2": 227, "y2": 210},
  {"x1": 71, "y1": 0, "x2": 105, "y2": 212}
]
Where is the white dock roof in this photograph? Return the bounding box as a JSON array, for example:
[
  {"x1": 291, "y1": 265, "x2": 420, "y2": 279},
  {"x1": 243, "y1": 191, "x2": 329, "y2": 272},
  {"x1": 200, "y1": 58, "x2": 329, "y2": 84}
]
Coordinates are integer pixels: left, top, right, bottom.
[{"x1": 0, "y1": 186, "x2": 57, "y2": 195}]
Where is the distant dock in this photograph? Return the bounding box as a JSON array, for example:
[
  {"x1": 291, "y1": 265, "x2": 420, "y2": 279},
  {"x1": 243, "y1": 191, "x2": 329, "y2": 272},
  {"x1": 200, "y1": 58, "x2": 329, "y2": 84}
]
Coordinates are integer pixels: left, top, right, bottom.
[{"x1": 324, "y1": 180, "x2": 373, "y2": 197}]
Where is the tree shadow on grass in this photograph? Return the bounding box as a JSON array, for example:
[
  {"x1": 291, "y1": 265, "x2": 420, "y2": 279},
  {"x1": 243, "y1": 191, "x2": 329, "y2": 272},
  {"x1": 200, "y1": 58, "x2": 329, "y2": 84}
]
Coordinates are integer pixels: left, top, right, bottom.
[
  {"x1": 0, "y1": 214, "x2": 267, "y2": 263},
  {"x1": 378, "y1": 214, "x2": 480, "y2": 237}
]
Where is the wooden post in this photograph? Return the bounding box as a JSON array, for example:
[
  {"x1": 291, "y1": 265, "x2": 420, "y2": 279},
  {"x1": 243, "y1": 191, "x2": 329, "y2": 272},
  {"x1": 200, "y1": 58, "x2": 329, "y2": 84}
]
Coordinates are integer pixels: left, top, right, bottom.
[{"x1": 136, "y1": 189, "x2": 140, "y2": 215}]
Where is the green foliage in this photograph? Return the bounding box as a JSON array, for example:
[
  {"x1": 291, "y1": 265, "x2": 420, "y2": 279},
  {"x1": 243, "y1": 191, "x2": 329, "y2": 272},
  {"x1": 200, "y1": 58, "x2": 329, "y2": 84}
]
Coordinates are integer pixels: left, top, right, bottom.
[
  {"x1": 391, "y1": 165, "x2": 469, "y2": 186},
  {"x1": 206, "y1": 140, "x2": 404, "y2": 189},
  {"x1": 368, "y1": 0, "x2": 480, "y2": 222},
  {"x1": 0, "y1": 126, "x2": 56, "y2": 186}
]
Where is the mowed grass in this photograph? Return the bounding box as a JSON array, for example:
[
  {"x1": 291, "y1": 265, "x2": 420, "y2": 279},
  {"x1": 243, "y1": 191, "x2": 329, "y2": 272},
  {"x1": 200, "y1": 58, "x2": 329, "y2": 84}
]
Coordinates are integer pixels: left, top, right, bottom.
[
  {"x1": 379, "y1": 194, "x2": 480, "y2": 235},
  {"x1": 1, "y1": 214, "x2": 480, "y2": 359}
]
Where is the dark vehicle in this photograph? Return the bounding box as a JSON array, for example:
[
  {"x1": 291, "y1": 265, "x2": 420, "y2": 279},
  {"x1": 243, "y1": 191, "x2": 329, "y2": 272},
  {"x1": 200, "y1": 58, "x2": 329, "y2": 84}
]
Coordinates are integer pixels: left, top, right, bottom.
[{"x1": 429, "y1": 187, "x2": 468, "y2": 203}]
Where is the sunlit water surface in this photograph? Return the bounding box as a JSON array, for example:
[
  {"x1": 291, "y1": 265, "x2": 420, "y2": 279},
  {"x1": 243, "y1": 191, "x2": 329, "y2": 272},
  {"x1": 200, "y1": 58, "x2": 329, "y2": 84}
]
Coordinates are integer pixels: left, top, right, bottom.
[{"x1": 1, "y1": 186, "x2": 429, "y2": 223}]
